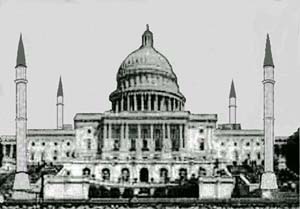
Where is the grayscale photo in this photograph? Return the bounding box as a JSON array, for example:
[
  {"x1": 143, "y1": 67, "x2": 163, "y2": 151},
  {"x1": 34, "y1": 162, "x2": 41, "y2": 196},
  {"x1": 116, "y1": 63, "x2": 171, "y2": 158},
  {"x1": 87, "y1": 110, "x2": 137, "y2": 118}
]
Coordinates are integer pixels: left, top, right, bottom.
[{"x1": 0, "y1": 0, "x2": 299, "y2": 208}]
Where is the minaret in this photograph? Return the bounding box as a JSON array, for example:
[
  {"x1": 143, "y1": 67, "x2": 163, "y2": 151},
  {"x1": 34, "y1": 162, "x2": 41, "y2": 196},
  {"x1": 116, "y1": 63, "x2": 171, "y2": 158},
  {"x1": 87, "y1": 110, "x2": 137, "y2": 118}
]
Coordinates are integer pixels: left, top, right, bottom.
[
  {"x1": 229, "y1": 80, "x2": 237, "y2": 124},
  {"x1": 260, "y1": 34, "x2": 278, "y2": 198},
  {"x1": 56, "y1": 76, "x2": 64, "y2": 129},
  {"x1": 12, "y1": 34, "x2": 32, "y2": 199}
]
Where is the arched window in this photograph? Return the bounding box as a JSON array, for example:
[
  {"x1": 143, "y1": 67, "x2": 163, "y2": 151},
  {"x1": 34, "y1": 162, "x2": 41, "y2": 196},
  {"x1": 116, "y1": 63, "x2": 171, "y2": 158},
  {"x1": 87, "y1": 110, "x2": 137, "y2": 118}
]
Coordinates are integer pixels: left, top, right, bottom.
[
  {"x1": 102, "y1": 168, "x2": 110, "y2": 181},
  {"x1": 179, "y1": 168, "x2": 187, "y2": 181},
  {"x1": 82, "y1": 167, "x2": 91, "y2": 177},
  {"x1": 160, "y1": 168, "x2": 169, "y2": 183},
  {"x1": 121, "y1": 168, "x2": 130, "y2": 182}
]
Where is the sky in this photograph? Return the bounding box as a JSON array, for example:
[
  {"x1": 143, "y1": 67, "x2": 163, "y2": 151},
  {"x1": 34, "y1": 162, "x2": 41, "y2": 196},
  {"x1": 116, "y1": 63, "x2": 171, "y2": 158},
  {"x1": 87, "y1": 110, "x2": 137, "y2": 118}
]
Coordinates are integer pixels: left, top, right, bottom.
[{"x1": 0, "y1": 0, "x2": 299, "y2": 136}]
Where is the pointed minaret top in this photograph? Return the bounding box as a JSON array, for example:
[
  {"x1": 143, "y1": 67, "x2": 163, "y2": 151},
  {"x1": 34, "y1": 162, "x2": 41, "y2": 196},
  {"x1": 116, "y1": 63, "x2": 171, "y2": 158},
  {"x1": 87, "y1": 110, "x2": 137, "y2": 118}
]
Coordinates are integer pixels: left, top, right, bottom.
[
  {"x1": 142, "y1": 24, "x2": 153, "y2": 47},
  {"x1": 229, "y1": 80, "x2": 236, "y2": 98},
  {"x1": 263, "y1": 34, "x2": 274, "y2": 67},
  {"x1": 57, "y1": 76, "x2": 63, "y2": 97},
  {"x1": 16, "y1": 34, "x2": 26, "y2": 68}
]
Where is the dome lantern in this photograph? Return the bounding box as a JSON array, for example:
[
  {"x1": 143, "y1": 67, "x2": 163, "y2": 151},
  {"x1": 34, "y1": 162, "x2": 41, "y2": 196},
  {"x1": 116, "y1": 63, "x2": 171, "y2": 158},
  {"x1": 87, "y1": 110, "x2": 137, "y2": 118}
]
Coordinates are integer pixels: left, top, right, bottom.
[{"x1": 142, "y1": 24, "x2": 153, "y2": 47}]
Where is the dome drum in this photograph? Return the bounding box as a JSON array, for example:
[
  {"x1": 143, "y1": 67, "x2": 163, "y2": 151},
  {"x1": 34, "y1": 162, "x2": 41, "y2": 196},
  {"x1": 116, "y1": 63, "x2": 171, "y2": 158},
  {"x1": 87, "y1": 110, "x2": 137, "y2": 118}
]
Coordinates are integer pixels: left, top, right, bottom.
[{"x1": 110, "y1": 90, "x2": 185, "y2": 113}]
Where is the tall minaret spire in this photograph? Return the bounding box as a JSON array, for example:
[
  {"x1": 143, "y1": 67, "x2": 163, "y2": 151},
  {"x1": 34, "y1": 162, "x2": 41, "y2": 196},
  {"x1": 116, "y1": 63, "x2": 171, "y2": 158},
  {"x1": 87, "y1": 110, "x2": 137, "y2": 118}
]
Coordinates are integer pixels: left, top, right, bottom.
[
  {"x1": 229, "y1": 79, "x2": 237, "y2": 124},
  {"x1": 12, "y1": 34, "x2": 32, "y2": 199},
  {"x1": 260, "y1": 34, "x2": 278, "y2": 198},
  {"x1": 57, "y1": 76, "x2": 64, "y2": 129}
]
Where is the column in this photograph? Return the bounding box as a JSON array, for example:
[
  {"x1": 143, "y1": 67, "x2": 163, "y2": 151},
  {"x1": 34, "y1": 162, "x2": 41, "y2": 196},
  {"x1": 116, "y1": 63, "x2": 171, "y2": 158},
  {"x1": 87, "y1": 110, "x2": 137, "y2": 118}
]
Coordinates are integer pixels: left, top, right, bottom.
[
  {"x1": 127, "y1": 94, "x2": 130, "y2": 111},
  {"x1": 120, "y1": 124, "x2": 125, "y2": 150},
  {"x1": 9, "y1": 145, "x2": 13, "y2": 158},
  {"x1": 162, "y1": 124, "x2": 165, "y2": 151},
  {"x1": 155, "y1": 95, "x2": 158, "y2": 111},
  {"x1": 120, "y1": 97, "x2": 123, "y2": 112},
  {"x1": 141, "y1": 94, "x2": 144, "y2": 111},
  {"x1": 2, "y1": 144, "x2": 6, "y2": 157},
  {"x1": 108, "y1": 123, "x2": 112, "y2": 151},
  {"x1": 137, "y1": 124, "x2": 141, "y2": 159},
  {"x1": 179, "y1": 124, "x2": 183, "y2": 150},
  {"x1": 150, "y1": 124, "x2": 154, "y2": 152},
  {"x1": 2, "y1": 145, "x2": 5, "y2": 157},
  {"x1": 115, "y1": 100, "x2": 119, "y2": 113},
  {"x1": 134, "y1": 94, "x2": 137, "y2": 111},
  {"x1": 160, "y1": 96, "x2": 165, "y2": 111},
  {"x1": 168, "y1": 124, "x2": 171, "y2": 151}
]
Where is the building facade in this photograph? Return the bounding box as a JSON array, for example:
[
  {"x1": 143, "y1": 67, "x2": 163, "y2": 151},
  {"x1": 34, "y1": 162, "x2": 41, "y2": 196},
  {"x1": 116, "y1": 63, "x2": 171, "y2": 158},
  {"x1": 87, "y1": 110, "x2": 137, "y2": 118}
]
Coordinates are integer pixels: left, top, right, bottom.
[{"x1": 0, "y1": 26, "x2": 286, "y2": 184}]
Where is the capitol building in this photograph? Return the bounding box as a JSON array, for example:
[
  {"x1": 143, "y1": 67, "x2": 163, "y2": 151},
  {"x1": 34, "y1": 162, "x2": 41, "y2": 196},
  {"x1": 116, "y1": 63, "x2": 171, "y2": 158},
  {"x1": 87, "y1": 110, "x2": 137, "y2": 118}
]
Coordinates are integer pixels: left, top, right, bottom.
[{"x1": 0, "y1": 25, "x2": 284, "y2": 197}]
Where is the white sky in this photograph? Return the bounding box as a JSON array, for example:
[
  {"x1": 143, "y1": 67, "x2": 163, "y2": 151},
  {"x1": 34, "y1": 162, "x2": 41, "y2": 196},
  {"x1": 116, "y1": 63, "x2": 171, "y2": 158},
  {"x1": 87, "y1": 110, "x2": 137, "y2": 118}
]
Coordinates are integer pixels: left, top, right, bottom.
[{"x1": 0, "y1": 0, "x2": 299, "y2": 136}]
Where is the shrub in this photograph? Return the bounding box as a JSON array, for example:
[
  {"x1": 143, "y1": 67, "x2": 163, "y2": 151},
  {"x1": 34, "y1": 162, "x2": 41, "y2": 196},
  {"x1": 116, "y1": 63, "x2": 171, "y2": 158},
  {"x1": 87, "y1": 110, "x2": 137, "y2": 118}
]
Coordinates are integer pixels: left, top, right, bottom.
[
  {"x1": 122, "y1": 188, "x2": 134, "y2": 198},
  {"x1": 110, "y1": 188, "x2": 121, "y2": 198}
]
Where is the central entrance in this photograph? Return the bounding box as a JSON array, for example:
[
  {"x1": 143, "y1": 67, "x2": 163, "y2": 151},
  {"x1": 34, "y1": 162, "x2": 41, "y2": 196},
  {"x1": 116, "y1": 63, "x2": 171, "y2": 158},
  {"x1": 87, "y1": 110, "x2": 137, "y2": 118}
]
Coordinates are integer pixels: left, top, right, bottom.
[{"x1": 140, "y1": 168, "x2": 149, "y2": 182}]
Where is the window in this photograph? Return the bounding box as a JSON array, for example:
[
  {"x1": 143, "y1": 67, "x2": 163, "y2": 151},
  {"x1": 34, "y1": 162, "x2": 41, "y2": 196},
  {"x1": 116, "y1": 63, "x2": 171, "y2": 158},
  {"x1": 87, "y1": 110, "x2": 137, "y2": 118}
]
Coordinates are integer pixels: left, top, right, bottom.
[
  {"x1": 234, "y1": 142, "x2": 237, "y2": 146},
  {"x1": 67, "y1": 142, "x2": 70, "y2": 146},
  {"x1": 246, "y1": 142, "x2": 250, "y2": 147},
  {"x1": 141, "y1": 125, "x2": 150, "y2": 139},
  {"x1": 128, "y1": 124, "x2": 138, "y2": 139},
  {"x1": 54, "y1": 142, "x2": 58, "y2": 146},
  {"x1": 221, "y1": 142, "x2": 225, "y2": 146},
  {"x1": 165, "y1": 124, "x2": 168, "y2": 138},
  {"x1": 30, "y1": 152, "x2": 35, "y2": 161},
  {"x1": 199, "y1": 129, "x2": 204, "y2": 134},
  {"x1": 179, "y1": 168, "x2": 187, "y2": 181},
  {"x1": 171, "y1": 125, "x2": 180, "y2": 151},
  {"x1": 257, "y1": 153, "x2": 261, "y2": 160},
  {"x1": 102, "y1": 168, "x2": 110, "y2": 181},
  {"x1": 160, "y1": 168, "x2": 169, "y2": 183},
  {"x1": 199, "y1": 138, "x2": 205, "y2": 151},
  {"x1": 256, "y1": 142, "x2": 260, "y2": 146},
  {"x1": 31, "y1": 142, "x2": 35, "y2": 146},
  {"x1": 121, "y1": 168, "x2": 130, "y2": 182},
  {"x1": 142, "y1": 138, "x2": 148, "y2": 151},
  {"x1": 87, "y1": 129, "x2": 91, "y2": 134},
  {"x1": 42, "y1": 142, "x2": 45, "y2": 146},
  {"x1": 83, "y1": 167, "x2": 91, "y2": 177},
  {"x1": 130, "y1": 139, "x2": 136, "y2": 151},
  {"x1": 53, "y1": 156, "x2": 57, "y2": 161},
  {"x1": 87, "y1": 139, "x2": 91, "y2": 150},
  {"x1": 154, "y1": 128, "x2": 162, "y2": 151},
  {"x1": 113, "y1": 140, "x2": 120, "y2": 151},
  {"x1": 66, "y1": 152, "x2": 70, "y2": 157},
  {"x1": 112, "y1": 124, "x2": 121, "y2": 139},
  {"x1": 106, "y1": 124, "x2": 109, "y2": 138}
]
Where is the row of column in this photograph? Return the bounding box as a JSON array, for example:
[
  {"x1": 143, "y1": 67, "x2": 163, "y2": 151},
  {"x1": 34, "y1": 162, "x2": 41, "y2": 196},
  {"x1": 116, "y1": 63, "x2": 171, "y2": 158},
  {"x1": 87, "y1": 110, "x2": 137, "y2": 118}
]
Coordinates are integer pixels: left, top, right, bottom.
[
  {"x1": 112, "y1": 93, "x2": 184, "y2": 112},
  {"x1": 102, "y1": 123, "x2": 186, "y2": 154},
  {"x1": 0, "y1": 144, "x2": 16, "y2": 159}
]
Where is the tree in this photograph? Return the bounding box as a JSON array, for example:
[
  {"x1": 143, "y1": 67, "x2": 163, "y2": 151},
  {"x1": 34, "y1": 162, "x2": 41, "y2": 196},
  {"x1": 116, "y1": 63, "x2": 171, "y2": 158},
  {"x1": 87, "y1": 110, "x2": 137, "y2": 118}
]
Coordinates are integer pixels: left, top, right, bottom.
[{"x1": 283, "y1": 129, "x2": 299, "y2": 174}]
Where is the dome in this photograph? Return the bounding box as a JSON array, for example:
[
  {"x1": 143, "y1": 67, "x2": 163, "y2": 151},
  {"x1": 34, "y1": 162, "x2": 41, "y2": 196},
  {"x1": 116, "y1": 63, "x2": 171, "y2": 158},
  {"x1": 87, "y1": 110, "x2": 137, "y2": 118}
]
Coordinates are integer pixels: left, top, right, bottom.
[
  {"x1": 117, "y1": 25, "x2": 176, "y2": 80},
  {"x1": 109, "y1": 25, "x2": 185, "y2": 113}
]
